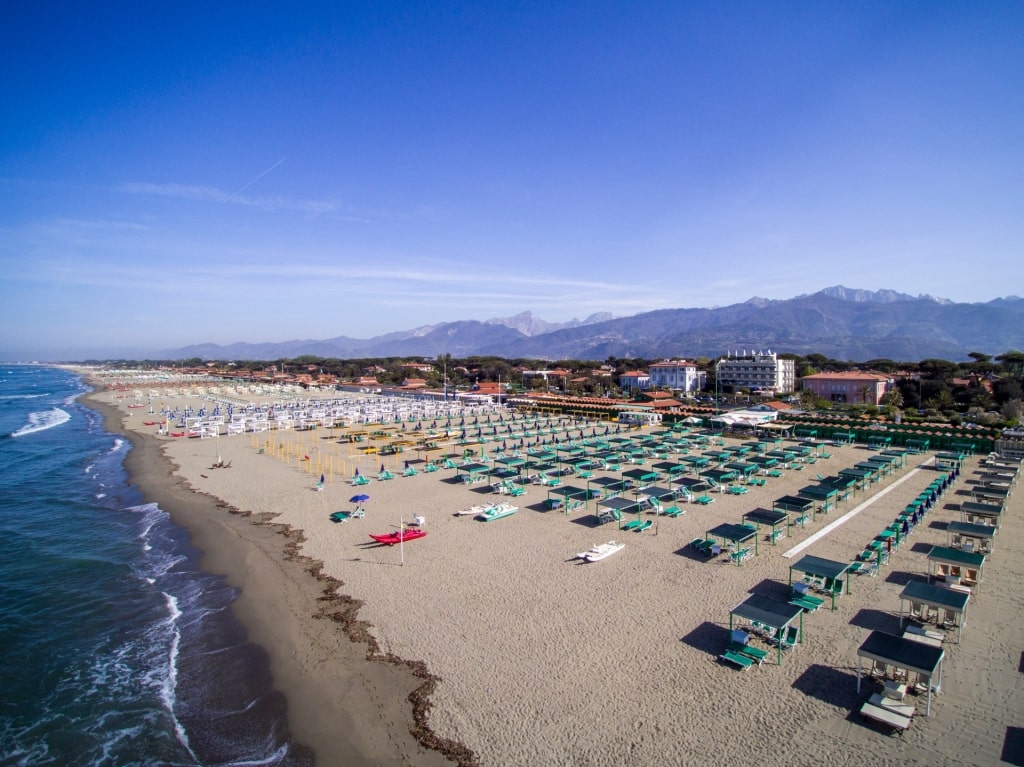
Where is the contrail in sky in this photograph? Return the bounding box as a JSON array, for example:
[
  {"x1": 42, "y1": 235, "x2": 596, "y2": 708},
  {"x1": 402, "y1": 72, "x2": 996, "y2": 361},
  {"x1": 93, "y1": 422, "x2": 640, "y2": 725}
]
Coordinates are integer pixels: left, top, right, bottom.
[{"x1": 229, "y1": 157, "x2": 286, "y2": 199}]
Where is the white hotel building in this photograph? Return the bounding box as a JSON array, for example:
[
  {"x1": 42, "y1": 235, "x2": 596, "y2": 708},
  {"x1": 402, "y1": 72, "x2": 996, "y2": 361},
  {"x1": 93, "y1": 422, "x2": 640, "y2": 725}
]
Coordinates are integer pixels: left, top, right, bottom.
[
  {"x1": 715, "y1": 351, "x2": 795, "y2": 395},
  {"x1": 647, "y1": 359, "x2": 705, "y2": 394}
]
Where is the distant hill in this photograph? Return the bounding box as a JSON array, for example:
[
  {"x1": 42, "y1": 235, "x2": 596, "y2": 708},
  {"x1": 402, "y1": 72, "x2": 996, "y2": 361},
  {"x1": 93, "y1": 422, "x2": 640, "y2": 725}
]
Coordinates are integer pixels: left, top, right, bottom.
[{"x1": 161, "y1": 287, "x2": 1024, "y2": 362}]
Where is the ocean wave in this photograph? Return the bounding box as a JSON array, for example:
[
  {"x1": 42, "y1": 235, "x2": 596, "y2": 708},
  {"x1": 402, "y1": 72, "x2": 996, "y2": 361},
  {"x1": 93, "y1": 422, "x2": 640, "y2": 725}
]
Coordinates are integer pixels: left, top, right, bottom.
[
  {"x1": 10, "y1": 408, "x2": 71, "y2": 438},
  {"x1": 0, "y1": 392, "x2": 50, "y2": 400},
  {"x1": 160, "y1": 592, "x2": 200, "y2": 763}
]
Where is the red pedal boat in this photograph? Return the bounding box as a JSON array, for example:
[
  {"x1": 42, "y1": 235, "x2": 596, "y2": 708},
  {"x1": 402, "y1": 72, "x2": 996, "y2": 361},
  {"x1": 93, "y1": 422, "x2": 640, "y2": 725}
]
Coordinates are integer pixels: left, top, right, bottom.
[{"x1": 369, "y1": 529, "x2": 427, "y2": 546}]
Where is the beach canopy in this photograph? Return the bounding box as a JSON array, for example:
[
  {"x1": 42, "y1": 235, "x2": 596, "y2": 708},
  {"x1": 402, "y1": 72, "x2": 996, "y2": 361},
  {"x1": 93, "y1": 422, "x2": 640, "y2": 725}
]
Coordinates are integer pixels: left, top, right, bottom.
[
  {"x1": 788, "y1": 555, "x2": 852, "y2": 610},
  {"x1": 856, "y1": 630, "x2": 944, "y2": 715},
  {"x1": 898, "y1": 580, "x2": 970, "y2": 643},
  {"x1": 729, "y1": 594, "x2": 803, "y2": 665},
  {"x1": 742, "y1": 507, "x2": 789, "y2": 549}
]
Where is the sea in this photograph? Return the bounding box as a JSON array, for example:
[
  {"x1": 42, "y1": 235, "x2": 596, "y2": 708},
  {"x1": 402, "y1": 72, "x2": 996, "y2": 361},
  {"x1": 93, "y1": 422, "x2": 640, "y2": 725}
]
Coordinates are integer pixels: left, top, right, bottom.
[{"x1": 0, "y1": 365, "x2": 313, "y2": 767}]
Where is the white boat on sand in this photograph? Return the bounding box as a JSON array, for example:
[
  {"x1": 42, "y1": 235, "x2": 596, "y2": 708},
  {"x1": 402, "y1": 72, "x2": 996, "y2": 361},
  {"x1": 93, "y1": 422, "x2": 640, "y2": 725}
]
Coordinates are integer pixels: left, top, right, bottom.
[
  {"x1": 477, "y1": 502, "x2": 518, "y2": 521},
  {"x1": 577, "y1": 540, "x2": 625, "y2": 562}
]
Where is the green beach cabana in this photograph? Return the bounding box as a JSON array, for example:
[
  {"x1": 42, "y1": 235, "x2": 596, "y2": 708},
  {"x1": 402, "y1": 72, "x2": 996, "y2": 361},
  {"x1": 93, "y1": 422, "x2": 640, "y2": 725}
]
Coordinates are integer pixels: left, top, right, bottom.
[
  {"x1": 622, "y1": 466, "x2": 660, "y2": 488},
  {"x1": 546, "y1": 484, "x2": 596, "y2": 513},
  {"x1": 680, "y1": 454, "x2": 711, "y2": 470},
  {"x1": 595, "y1": 495, "x2": 645, "y2": 528},
  {"x1": 742, "y1": 507, "x2": 790, "y2": 546},
  {"x1": 797, "y1": 484, "x2": 838, "y2": 514},
  {"x1": 729, "y1": 595, "x2": 804, "y2": 665},
  {"x1": 906, "y1": 437, "x2": 930, "y2": 453},
  {"x1": 820, "y1": 474, "x2": 857, "y2": 501},
  {"x1": 587, "y1": 475, "x2": 631, "y2": 499},
  {"x1": 838, "y1": 466, "x2": 873, "y2": 491},
  {"x1": 706, "y1": 522, "x2": 758, "y2": 562},
  {"x1": 789, "y1": 555, "x2": 851, "y2": 610},
  {"x1": 773, "y1": 495, "x2": 815, "y2": 527}
]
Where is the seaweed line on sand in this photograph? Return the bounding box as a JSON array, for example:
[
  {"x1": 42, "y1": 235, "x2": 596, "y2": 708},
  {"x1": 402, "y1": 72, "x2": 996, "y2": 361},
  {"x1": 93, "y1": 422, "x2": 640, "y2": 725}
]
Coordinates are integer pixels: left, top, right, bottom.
[{"x1": 180, "y1": 470, "x2": 480, "y2": 767}]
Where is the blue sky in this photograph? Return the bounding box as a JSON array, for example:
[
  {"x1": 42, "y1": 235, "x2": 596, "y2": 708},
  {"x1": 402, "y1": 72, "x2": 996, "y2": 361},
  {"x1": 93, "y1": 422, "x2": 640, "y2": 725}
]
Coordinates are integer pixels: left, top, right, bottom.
[{"x1": 2, "y1": 2, "x2": 1022, "y2": 359}]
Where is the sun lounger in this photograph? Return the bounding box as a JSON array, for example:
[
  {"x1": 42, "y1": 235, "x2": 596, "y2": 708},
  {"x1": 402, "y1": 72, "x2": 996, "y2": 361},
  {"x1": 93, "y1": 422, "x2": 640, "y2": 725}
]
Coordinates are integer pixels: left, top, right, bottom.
[
  {"x1": 352, "y1": 475, "x2": 371, "y2": 486},
  {"x1": 694, "y1": 495, "x2": 714, "y2": 505},
  {"x1": 860, "y1": 701, "x2": 912, "y2": 734},
  {"x1": 660, "y1": 505, "x2": 684, "y2": 517},
  {"x1": 621, "y1": 519, "x2": 644, "y2": 532},
  {"x1": 728, "y1": 639, "x2": 769, "y2": 666},
  {"x1": 719, "y1": 650, "x2": 755, "y2": 671},
  {"x1": 727, "y1": 485, "x2": 749, "y2": 495},
  {"x1": 633, "y1": 520, "x2": 653, "y2": 533},
  {"x1": 789, "y1": 596, "x2": 821, "y2": 613}
]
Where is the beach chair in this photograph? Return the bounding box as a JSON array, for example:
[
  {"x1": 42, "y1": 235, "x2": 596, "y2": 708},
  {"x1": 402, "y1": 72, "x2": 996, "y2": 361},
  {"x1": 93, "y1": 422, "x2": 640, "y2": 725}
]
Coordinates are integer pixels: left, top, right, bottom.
[
  {"x1": 694, "y1": 494, "x2": 714, "y2": 505},
  {"x1": 423, "y1": 462, "x2": 439, "y2": 473},
  {"x1": 621, "y1": 518, "x2": 644, "y2": 532},
  {"x1": 506, "y1": 483, "x2": 526, "y2": 498},
  {"x1": 634, "y1": 520, "x2": 653, "y2": 533},
  {"x1": 849, "y1": 561, "x2": 877, "y2": 577},
  {"x1": 727, "y1": 485, "x2": 749, "y2": 496},
  {"x1": 777, "y1": 625, "x2": 799, "y2": 651},
  {"x1": 402, "y1": 466, "x2": 419, "y2": 477},
  {"x1": 661, "y1": 504, "x2": 683, "y2": 518},
  {"x1": 728, "y1": 632, "x2": 769, "y2": 666},
  {"x1": 352, "y1": 474, "x2": 371, "y2": 486}
]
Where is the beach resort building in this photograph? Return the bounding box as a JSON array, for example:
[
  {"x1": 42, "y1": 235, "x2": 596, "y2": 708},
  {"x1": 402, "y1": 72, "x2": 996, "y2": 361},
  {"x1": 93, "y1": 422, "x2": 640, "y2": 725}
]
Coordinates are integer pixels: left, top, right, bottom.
[
  {"x1": 647, "y1": 359, "x2": 706, "y2": 394},
  {"x1": 800, "y1": 371, "x2": 892, "y2": 405},
  {"x1": 619, "y1": 370, "x2": 651, "y2": 392},
  {"x1": 715, "y1": 351, "x2": 795, "y2": 395}
]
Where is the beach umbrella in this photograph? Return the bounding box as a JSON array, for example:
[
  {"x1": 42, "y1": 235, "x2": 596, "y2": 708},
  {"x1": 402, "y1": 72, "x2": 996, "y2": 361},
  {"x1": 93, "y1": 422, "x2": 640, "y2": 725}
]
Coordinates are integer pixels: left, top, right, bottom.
[{"x1": 350, "y1": 494, "x2": 370, "y2": 503}]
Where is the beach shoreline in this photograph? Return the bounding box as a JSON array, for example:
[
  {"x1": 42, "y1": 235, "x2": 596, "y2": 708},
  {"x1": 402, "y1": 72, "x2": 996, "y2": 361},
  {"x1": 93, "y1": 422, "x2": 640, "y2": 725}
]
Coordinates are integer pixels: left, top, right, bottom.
[
  {"x1": 83, "y1": 379, "x2": 1024, "y2": 767},
  {"x1": 83, "y1": 387, "x2": 459, "y2": 767}
]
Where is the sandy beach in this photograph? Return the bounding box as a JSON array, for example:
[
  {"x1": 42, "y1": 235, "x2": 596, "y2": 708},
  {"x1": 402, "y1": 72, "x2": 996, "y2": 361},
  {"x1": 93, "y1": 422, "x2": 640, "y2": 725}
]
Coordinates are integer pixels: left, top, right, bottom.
[{"x1": 87, "y1": 385, "x2": 1024, "y2": 767}]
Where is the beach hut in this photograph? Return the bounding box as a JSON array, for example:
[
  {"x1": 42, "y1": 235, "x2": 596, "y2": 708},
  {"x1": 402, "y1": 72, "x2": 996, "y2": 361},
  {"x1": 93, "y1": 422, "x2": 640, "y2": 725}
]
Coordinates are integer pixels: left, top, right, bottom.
[
  {"x1": 959, "y1": 501, "x2": 1002, "y2": 527},
  {"x1": 898, "y1": 579, "x2": 970, "y2": 643},
  {"x1": 856, "y1": 631, "x2": 944, "y2": 715},
  {"x1": 927, "y1": 545, "x2": 985, "y2": 590},
  {"x1": 946, "y1": 521, "x2": 995, "y2": 553},
  {"x1": 788, "y1": 555, "x2": 852, "y2": 611}
]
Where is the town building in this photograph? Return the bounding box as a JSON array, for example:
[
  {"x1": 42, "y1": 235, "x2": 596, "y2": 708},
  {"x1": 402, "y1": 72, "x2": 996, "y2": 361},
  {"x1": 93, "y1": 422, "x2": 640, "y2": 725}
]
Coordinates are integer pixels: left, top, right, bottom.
[
  {"x1": 715, "y1": 351, "x2": 795, "y2": 395},
  {"x1": 619, "y1": 370, "x2": 651, "y2": 392},
  {"x1": 647, "y1": 359, "x2": 705, "y2": 393},
  {"x1": 800, "y1": 371, "x2": 892, "y2": 405}
]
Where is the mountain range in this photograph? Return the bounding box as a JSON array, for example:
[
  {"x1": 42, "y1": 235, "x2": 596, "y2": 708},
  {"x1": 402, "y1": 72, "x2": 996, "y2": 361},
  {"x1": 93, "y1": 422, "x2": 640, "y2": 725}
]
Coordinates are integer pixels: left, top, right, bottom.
[{"x1": 161, "y1": 286, "x2": 1024, "y2": 363}]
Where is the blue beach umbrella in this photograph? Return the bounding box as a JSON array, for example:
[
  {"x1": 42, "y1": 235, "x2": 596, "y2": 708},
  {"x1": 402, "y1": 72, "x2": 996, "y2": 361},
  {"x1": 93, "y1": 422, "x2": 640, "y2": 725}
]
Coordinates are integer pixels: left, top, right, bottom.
[{"x1": 350, "y1": 494, "x2": 370, "y2": 503}]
